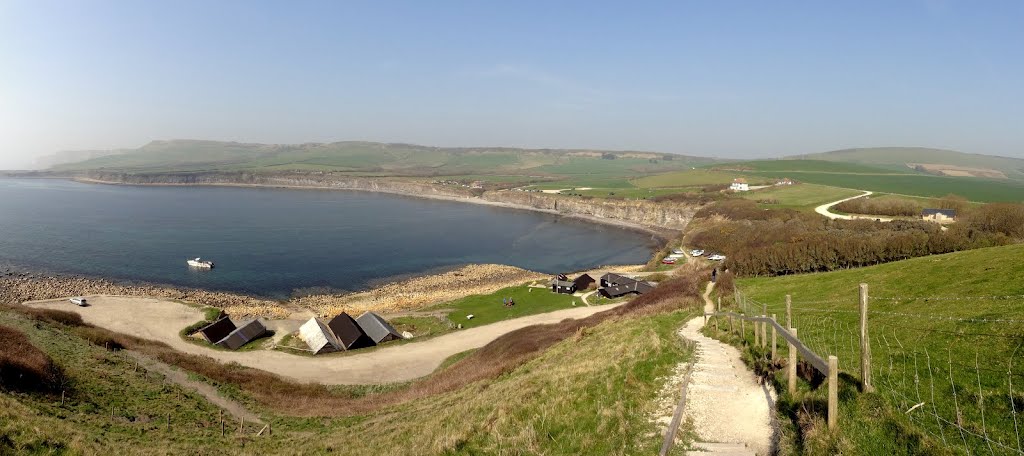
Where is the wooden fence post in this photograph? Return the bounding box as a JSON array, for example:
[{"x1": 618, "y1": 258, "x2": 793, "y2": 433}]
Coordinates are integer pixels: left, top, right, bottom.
[
  {"x1": 729, "y1": 315, "x2": 734, "y2": 334},
  {"x1": 785, "y1": 294, "x2": 792, "y2": 329},
  {"x1": 714, "y1": 315, "x2": 719, "y2": 332},
  {"x1": 859, "y1": 283, "x2": 874, "y2": 393},
  {"x1": 741, "y1": 318, "x2": 746, "y2": 342},
  {"x1": 771, "y1": 314, "x2": 777, "y2": 362},
  {"x1": 753, "y1": 316, "x2": 759, "y2": 346},
  {"x1": 717, "y1": 296, "x2": 721, "y2": 312},
  {"x1": 828, "y1": 355, "x2": 838, "y2": 430},
  {"x1": 788, "y1": 328, "x2": 798, "y2": 395}
]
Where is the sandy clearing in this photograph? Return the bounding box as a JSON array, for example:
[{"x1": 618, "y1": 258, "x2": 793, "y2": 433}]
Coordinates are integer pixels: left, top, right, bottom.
[{"x1": 26, "y1": 295, "x2": 622, "y2": 385}]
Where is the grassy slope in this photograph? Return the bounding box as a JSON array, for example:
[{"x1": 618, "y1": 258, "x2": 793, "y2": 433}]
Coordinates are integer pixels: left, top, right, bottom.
[
  {"x1": 743, "y1": 170, "x2": 1024, "y2": 202},
  {"x1": 632, "y1": 169, "x2": 750, "y2": 188},
  {"x1": 733, "y1": 244, "x2": 1024, "y2": 454},
  {"x1": 50, "y1": 140, "x2": 716, "y2": 179},
  {"x1": 1, "y1": 305, "x2": 696, "y2": 455},
  {"x1": 722, "y1": 159, "x2": 908, "y2": 174},
  {"x1": 291, "y1": 308, "x2": 696, "y2": 455}
]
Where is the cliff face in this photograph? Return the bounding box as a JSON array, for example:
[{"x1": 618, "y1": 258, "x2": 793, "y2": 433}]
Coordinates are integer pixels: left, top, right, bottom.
[{"x1": 79, "y1": 171, "x2": 696, "y2": 231}]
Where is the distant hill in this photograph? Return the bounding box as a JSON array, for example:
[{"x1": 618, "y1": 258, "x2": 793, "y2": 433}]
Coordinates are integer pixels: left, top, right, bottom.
[
  {"x1": 49, "y1": 139, "x2": 721, "y2": 178},
  {"x1": 790, "y1": 147, "x2": 1024, "y2": 180}
]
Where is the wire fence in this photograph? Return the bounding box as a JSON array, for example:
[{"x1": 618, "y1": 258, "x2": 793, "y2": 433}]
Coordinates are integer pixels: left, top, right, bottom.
[{"x1": 731, "y1": 286, "x2": 1024, "y2": 455}]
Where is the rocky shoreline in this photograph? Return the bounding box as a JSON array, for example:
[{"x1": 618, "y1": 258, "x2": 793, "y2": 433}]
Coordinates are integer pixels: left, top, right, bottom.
[{"x1": 2, "y1": 263, "x2": 554, "y2": 318}]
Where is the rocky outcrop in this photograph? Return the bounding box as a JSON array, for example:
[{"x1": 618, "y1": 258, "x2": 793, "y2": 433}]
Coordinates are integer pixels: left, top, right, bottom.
[{"x1": 76, "y1": 171, "x2": 697, "y2": 231}]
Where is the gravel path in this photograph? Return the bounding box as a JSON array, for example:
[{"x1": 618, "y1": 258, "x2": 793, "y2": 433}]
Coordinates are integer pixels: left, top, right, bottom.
[
  {"x1": 27, "y1": 295, "x2": 622, "y2": 385},
  {"x1": 813, "y1": 190, "x2": 893, "y2": 222},
  {"x1": 677, "y1": 282, "x2": 776, "y2": 455}
]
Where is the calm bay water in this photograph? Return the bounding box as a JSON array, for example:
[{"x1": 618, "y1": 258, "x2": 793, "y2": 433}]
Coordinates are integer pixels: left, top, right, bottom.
[{"x1": 0, "y1": 179, "x2": 658, "y2": 298}]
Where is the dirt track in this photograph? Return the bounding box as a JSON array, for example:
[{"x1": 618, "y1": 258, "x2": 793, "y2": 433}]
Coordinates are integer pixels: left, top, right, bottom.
[{"x1": 26, "y1": 295, "x2": 622, "y2": 385}]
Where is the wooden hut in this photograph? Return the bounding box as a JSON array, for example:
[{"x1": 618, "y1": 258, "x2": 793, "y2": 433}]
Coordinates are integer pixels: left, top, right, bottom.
[
  {"x1": 298, "y1": 317, "x2": 342, "y2": 354},
  {"x1": 216, "y1": 319, "x2": 268, "y2": 350},
  {"x1": 327, "y1": 313, "x2": 376, "y2": 350},
  {"x1": 198, "y1": 316, "x2": 236, "y2": 344},
  {"x1": 355, "y1": 312, "x2": 404, "y2": 344}
]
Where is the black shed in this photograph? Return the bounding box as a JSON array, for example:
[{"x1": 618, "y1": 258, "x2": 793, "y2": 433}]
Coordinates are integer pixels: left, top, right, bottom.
[
  {"x1": 327, "y1": 313, "x2": 376, "y2": 350},
  {"x1": 573, "y1": 274, "x2": 596, "y2": 291},
  {"x1": 216, "y1": 319, "x2": 268, "y2": 350},
  {"x1": 198, "y1": 316, "x2": 236, "y2": 344}
]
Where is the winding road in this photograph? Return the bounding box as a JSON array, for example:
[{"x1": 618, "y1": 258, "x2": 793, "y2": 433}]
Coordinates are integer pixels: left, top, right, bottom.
[{"x1": 814, "y1": 190, "x2": 893, "y2": 222}]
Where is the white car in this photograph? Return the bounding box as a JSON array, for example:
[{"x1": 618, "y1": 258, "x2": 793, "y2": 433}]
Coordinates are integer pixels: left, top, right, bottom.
[
  {"x1": 708, "y1": 254, "x2": 726, "y2": 261},
  {"x1": 671, "y1": 249, "x2": 684, "y2": 255},
  {"x1": 690, "y1": 249, "x2": 705, "y2": 256}
]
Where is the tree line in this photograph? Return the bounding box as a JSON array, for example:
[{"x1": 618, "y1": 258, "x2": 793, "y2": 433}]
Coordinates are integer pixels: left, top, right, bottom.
[{"x1": 686, "y1": 199, "x2": 1024, "y2": 277}]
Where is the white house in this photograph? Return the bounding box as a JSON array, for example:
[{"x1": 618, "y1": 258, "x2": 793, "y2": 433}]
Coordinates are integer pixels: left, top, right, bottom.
[
  {"x1": 776, "y1": 177, "x2": 794, "y2": 186},
  {"x1": 730, "y1": 178, "x2": 749, "y2": 192}
]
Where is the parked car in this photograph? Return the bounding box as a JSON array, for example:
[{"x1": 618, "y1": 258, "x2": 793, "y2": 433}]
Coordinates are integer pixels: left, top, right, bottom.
[
  {"x1": 661, "y1": 258, "x2": 677, "y2": 264},
  {"x1": 671, "y1": 249, "x2": 684, "y2": 255},
  {"x1": 690, "y1": 249, "x2": 705, "y2": 256},
  {"x1": 708, "y1": 254, "x2": 726, "y2": 261}
]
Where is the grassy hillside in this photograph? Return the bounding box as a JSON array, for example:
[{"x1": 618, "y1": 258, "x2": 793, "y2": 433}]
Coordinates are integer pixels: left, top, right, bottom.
[
  {"x1": 796, "y1": 147, "x2": 1024, "y2": 180},
  {"x1": 1, "y1": 294, "x2": 700, "y2": 454},
  {"x1": 49, "y1": 140, "x2": 719, "y2": 181},
  {"x1": 720, "y1": 159, "x2": 907, "y2": 174},
  {"x1": 731, "y1": 244, "x2": 1024, "y2": 454},
  {"x1": 736, "y1": 183, "x2": 863, "y2": 210}
]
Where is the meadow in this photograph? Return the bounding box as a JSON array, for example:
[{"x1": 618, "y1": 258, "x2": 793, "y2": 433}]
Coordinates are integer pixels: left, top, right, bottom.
[
  {"x1": 728, "y1": 244, "x2": 1024, "y2": 454},
  {"x1": 743, "y1": 170, "x2": 1024, "y2": 202}
]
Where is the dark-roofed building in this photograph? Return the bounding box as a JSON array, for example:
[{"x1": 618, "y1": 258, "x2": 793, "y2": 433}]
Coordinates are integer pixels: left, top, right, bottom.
[
  {"x1": 550, "y1": 278, "x2": 576, "y2": 294},
  {"x1": 298, "y1": 317, "x2": 341, "y2": 354},
  {"x1": 922, "y1": 208, "x2": 957, "y2": 223},
  {"x1": 598, "y1": 272, "x2": 655, "y2": 298},
  {"x1": 573, "y1": 273, "x2": 596, "y2": 291},
  {"x1": 356, "y1": 312, "x2": 404, "y2": 344},
  {"x1": 600, "y1": 273, "x2": 634, "y2": 288},
  {"x1": 216, "y1": 319, "x2": 268, "y2": 350},
  {"x1": 327, "y1": 313, "x2": 376, "y2": 350},
  {"x1": 198, "y1": 316, "x2": 236, "y2": 344}
]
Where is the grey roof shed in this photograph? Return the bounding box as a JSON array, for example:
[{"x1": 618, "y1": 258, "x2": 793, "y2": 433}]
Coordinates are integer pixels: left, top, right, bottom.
[
  {"x1": 216, "y1": 319, "x2": 268, "y2": 350},
  {"x1": 355, "y1": 311, "x2": 404, "y2": 344}
]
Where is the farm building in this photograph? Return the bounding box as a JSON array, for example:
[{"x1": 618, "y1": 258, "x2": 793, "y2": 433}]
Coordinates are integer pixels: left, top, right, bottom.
[
  {"x1": 356, "y1": 312, "x2": 404, "y2": 344},
  {"x1": 298, "y1": 317, "x2": 341, "y2": 354},
  {"x1": 730, "y1": 178, "x2": 749, "y2": 192},
  {"x1": 198, "y1": 316, "x2": 236, "y2": 344},
  {"x1": 776, "y1": 177, "x2": 794, "y2": 185},
  {"x1": 327, "y1": 313, "x2": 376, "y2": 350},
  {"x1": 600, "y1": 273, "x2": 634, "y2": 288},
  {"x1": 216, "y1": 319, "x2": 268, "y2": 350},
  {"x1": 922, "y1": 208, "x2": 956, "y2": 223},
  {"x1": 573, "y1": 273, "x2": 596, "y2": 291},
  {"x1": 550, "y1": 273, "x2": 576, "y2": 294}
]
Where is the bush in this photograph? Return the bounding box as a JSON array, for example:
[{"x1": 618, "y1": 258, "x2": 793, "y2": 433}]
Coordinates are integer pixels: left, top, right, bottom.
[
  {"x1": 834, "y1": 196, "x2": 922, "y2": 217},
  {"x1": 0, "y1": 325, "x2": 64, "y2": 392},
  {"x1": 18, "y1": 307, "x2": 85, "y2": 327}
]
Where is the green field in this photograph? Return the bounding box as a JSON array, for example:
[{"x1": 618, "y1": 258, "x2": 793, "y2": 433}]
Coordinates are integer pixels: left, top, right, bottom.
[
  {"x1": 799, "y1": 147, "x2": 1024, "y2": 180},
  {"x1": 730, "y1": 244, "x2": 1024, "y2": 453},
  {"x1": 720, "y1": 159, "x2": 908, "y2": 174},
  {"x1": 737, "y1": 183, "x2": 863, "y2": 210},
  {"x1": 631, "y1": 169, "x2": 749, "y2": 188},
  {"x1": 743, "y1": 170, "x2": 1024, "y2": 202},
  {"x1": 428, "y1": 284, "x2": 587, "y2": 329}
]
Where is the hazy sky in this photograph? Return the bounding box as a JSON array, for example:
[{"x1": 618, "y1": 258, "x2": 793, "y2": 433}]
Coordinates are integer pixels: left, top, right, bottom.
[{"x1": 2, "y1": 1, "x2": 1023, "y2": 169}]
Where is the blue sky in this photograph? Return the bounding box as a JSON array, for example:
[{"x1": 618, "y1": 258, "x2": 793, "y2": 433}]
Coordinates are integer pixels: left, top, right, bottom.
[{"x1": 1, "y1": 0, "x2": 1023, "y2": 168}]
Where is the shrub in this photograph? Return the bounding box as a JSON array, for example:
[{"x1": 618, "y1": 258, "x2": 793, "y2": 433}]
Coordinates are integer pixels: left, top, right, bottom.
[
  {"x1": 18, "y1": 307, "x2": 85, "y2": 327},
  {"x1": 0, "y1": 325, "x2": 63, "y2": 392}
]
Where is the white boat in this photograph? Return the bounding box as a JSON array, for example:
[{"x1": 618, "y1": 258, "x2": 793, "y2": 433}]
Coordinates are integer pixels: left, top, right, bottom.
[
  {"x1": 69, "y1": 297, "x2": 87, "y2": 306},
  {"x1": 187, "y1": 257, "x2": 214, "y2": 268}
]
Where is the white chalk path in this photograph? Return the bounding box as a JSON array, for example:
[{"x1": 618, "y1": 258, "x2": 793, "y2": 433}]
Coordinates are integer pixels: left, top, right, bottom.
[
  {"x1": 677, "y1": 282, "x2": 776, "y2": 455},
  {"x1": 814, "y1": 190, "x2": 893, "y2": 222}
]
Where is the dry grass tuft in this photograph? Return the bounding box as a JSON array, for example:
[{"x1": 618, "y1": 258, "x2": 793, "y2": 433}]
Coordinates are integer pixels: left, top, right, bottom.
[{"x1": 0, "y1": 324, "x2": 63, "y2": 392}]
